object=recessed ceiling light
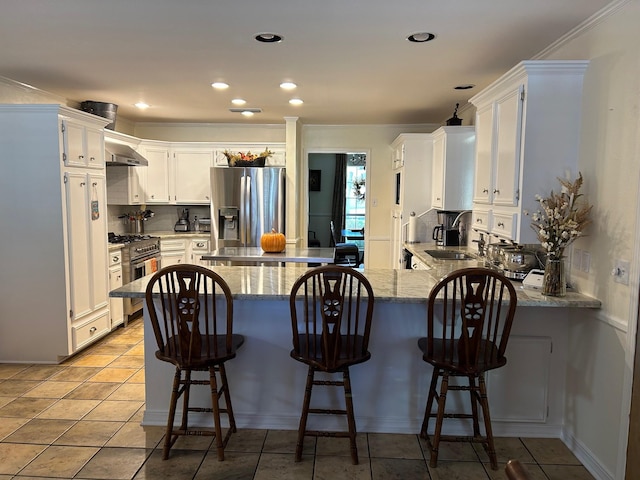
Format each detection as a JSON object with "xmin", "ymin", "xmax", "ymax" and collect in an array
[
  {"xmin": 211, "ymin": 82, "xmax": 229, "ymax": 89},
  {"xmin": 407, "ymin": 32, "xmax": 436, "ymax": 43},
  {"xmin": 231, "ymin": 98, "xmax": 246, "ymax": 105},
  {"xmin": 289, "ymin": 98, "xmax": 304, "ymax": 105},
  {"xmin": 280, "ymin": 82, "xmax": 297, "ymax": 90},
  {"xmin": 241, "ymin": 111, "xmax": 255, "ymax": 117},
  {"xmin": 255, "ymin": 33, "xmax": 283, "ymax": 43},
  {"xmin": 454, "ymin": 84, "xmax": 476, "ymax": 90},
  {"xmin": 134, "ymin": 102, "xmax": 150, "ymax": 109}
]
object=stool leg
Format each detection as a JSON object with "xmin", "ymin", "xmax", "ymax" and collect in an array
[
  {"xmin": 163, "ymin": 367, "xmax": 182, "ymax": 460},
  {"xmin": 296, "ymin": 366, "xmax": 315, "ymax": 462},
  {"xmin": 430, "ymin": 370, "xmax": 449, "ymax": 468},
  {"xmin": 180, "ymin": 369, "xmax": 192, "ymax": 432},
  {"xmin": 343, "ymin": 368, "xmax": 359, "ymax": 465},
  {"xmin": 421, "ymin": 366, "xmax": 440, "ymax": 439},
  {"xmin": 209, "ymin": 366, "xmax": 225, "ymax": 461},
  {"xmin": 478, "ymin": 374, "xmax": 498, "ymax": 470},
  {"xmin": 218, "ymin": 363, "xmax": 237, "ymax": 433},
  {"xmin": 468, "ymin": 375, "xmax": 481, "ymax": 438}
]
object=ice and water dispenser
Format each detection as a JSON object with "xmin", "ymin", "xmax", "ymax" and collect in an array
[{"xmin": 217, "ymin": 207, "xmax": 239, "ymax": 241}]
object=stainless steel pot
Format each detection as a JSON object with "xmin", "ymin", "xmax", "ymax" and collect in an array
[{"xmin": 499, "ymin": 246, "xmax": 540, "ymax": 277}]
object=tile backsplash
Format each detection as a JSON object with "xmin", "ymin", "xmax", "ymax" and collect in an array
[{"xmin": 107, "ymin": 205, "xmax": 210, "ymax": 234}]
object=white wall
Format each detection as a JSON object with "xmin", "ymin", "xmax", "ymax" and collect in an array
[{"xmin": 537, "ymin": 2, "xmax": 639, "ymax": 477}]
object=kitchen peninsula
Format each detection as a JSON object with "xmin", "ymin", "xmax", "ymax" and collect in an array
[{"xmin": 111, "ymin": 262, "xmax": 599, "ymax": 438}]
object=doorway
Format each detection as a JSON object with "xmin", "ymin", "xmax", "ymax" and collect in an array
[{"xmin": 307, "ymin": 152, "xmax": 366, "ymax": 255}]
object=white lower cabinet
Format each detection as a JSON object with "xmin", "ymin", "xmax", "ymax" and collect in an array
[
  {"xmin": 72, "ymin": 311, "xmax": 111, "ymax": 351},
  {"xmin": 161, "ymin": 238, "xmax": 187, "ymax": 267},
  {"xmin": 108, "ymin": 250, "xmax": 124, "ymax": 329},
  {"xmin": 190, "ymin": 238, "xmax": 210, "ymax": 266}
]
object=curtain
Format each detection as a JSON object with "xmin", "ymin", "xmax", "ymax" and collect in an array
[{"xmin": 330, "ymin": 153, "xmax": 347, "ymax": 246}]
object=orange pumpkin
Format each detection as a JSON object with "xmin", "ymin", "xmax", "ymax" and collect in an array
[{"xmin": 261, "ymin": 229, "xmax": 286, "ymax": 253}]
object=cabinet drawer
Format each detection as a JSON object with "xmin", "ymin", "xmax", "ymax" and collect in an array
[
  {"xmin": 109, "ymin": 250, "xmax": 122, "ymax": 266},
  {"xmin": 492, "ymin": 211, "xmax": 517, "ymax": 239},
  {"xmin": 471, "ymin": 210, "xmax": 491, "ymax": 233},
  {"xmin": 72, "ymin": 311, "xmax": 110, "ymax": 351},
  {"xmin": 161, "ymin": 239, "xmax": 187, "ymax": 251}
]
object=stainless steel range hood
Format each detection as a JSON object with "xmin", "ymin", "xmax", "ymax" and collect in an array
[{"xmin": 105, "ymin": 140, "xmax": 148, "ymax": 167}]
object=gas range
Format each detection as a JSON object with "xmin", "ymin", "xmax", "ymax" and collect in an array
[{"xmin": 108, "ymin": 233, "xmax": 157, "ymax": 245}]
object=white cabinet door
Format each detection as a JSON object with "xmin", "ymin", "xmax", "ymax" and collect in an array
[
  {"xmin": 63, "ymin": 120, "xmax": 104, "ymax": 169},
  {"xmin": 189, "ymin": 238, "xmax": 210, "ymax": 266},
  {"xmin": 173, "ymin": 149, "xmax": 213, "ymax": 203},
  {"xmin": 161, "ymin": 238, "xmax": 188, "ymax": 267},
  {"xmin": 431, "ymin": 134, "xmax": 445, "ymax": 209},
  {"xmin": 390, "ymin": 209, "xmax": 404, "ymax": 269},
  {"xmin": 89, "ymin": 174, "xmax": 109, "ymax": 312},
  {"xmin": 65, "ymin": 172, "xmax": 109, "ymax": 323},
  {"xmin": 65, "ymin": 171, "xmax": 92, "ymax": 320},
  {"xmin": 472, "ymin": 104, "xmax": 494, "ymax": 204},
  {"xmin": 161, "ymin": 251, "xmax": 187, "ymax": 267},
  {"xmin": 109, "ymin": 265, "xmax": 123, "ymax": 328},
  {"xmin": 493, "ymin": 86, "xmax": 523, "ymax": 207},
  {"xmin": 143, "ymin": 145, "xmax": 170, "ymax": 203}
]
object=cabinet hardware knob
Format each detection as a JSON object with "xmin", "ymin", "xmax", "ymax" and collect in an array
[
  {"xmin": 476, "ymin": 218, "xmax": 483, "ymax": 223},
  {"xmin": 483, "ymin": 188, "xmax": 489, "ymax": 193},
  {"xmin": 80, "ymin": 182, "xmax": 86, "ymax": 186},
  {"xmin": 493, "ymin": 189, "xmax": 500, "ymax": 194},
  {"xmin": 90, "ymin": 157, "xmax": 95, "ymax": 161},
  {"xmin": 497, "ymin": 222, "xmax": 505, "ymax": 227},
  {"xmin": 89, "ymin": 327, "xmax": 97, "ymax": 334},
  {"xmin": 78, "ymin": 155, "xmax": 84, "ymax": 159},
  {"xmin": 92, "ymin": 182, "xmax": 97, "ymax": 186}
]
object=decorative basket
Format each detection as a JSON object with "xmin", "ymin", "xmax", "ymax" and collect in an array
[{"xmin": 223, "ymin": 149, "xmax": 271, "ymax": 167}]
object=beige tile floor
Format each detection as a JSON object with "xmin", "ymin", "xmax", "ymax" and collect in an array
[{"xmin": 0, "ymin": 317, "xmax": 595, "ymax": 479}]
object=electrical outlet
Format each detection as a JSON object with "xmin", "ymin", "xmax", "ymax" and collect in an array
[
  {"xmin": 581, "ymin": 251, "xmax": 590, "ymax": 273},
  {"xmin": 612, "ymin": 260, "xmax": 630, "ymax": 285},
  {"xmin": 572, "ymin": 248, "xmax": 582, "ymax": 269}
]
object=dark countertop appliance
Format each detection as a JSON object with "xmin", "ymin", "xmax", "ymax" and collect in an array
[
  {"xmin": 174, "ymin": 208, "xmax": 190, "ymax": 232},
  {"xmin": 433, "ymin": 210, "xmax": 462, "ymax": 247}
]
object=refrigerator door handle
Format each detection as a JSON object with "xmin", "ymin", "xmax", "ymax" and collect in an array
[
  {"xmin": 240, "ymin": 174, "xmax": 246, "ymax": 245},
  {"xmin": 245, "ymin": 174, "xmax": 251, "ymax": 244}
]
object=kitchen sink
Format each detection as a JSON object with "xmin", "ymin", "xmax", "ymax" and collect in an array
[{"xmin": 424, "ymin": 250, "xmax": 475, "ymax": 260}]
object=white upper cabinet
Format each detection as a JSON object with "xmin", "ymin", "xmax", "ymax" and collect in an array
[
  {"xmin": 469, "ymin": 60, "xmax": 588, "ymax": 244},
  {"xmin": 140, "ymin": 142, "xmax": 170, "ymax": 203},
  {"xmin": 63, "ymin": 119, "xmax": 105, "ymax": 169},
  {"xmin": 173, "ymin": 146, "xmax": 214, "ymax": 204},
  {"xmin": 431, "ymin": 126, "xmax": 475, "ymax": 210}
]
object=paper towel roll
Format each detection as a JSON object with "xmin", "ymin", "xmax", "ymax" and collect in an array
[{"xmin": 408, "ymin": 212, "xmax": 418, "ymax": 243}]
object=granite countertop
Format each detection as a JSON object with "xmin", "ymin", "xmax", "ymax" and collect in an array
[
  {"xmin": 110, "ymin": 264, "xmax": 601, "ymax": 308},
  {"xmin": 202, "ymin": 246, "xmax": 336, "ymax": 264}
]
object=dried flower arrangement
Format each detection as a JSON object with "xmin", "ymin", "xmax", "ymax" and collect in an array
[
  {"xmin": 223, "ymin": 148, "xmax": 273, "ymax": 167},
  {"xmin": 530, "ymin": 172, "xmax": 592, "ymax": 259}
]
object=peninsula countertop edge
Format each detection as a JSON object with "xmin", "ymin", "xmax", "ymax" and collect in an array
[{"xmin": 110, "ymin": 265, "xmax": 601, "ymax": 308}]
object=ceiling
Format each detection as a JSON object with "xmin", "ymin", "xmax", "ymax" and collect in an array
[{"xmin": 0, "ymin": 0, "xmax": 612, "ymax": 126}]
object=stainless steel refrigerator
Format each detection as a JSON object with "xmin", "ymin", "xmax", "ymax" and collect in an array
[{"xmin": 210, "ymin": 166, "xmax": 286, "ymax": 249}]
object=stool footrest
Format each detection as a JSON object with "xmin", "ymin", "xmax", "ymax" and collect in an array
[{"xmin": 308, "ymin": 408, "xmax": 347, "ymax": 415}]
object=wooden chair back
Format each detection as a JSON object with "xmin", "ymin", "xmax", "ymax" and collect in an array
[
  {"xmin": 424, "ymin": 267, "xmax": 517, "ymax": 374},
  {"xmin": 290, "ymin": 265, "xmax": 374, "ymax": 371},
  {"xmin": 145, "ymin": 264, "xmax": 236, "ymax": 368}
]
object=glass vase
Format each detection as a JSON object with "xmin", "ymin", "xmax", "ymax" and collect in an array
[{"xmin": 542, "ymin": 258, "xmax": 566, "ymax": 297}]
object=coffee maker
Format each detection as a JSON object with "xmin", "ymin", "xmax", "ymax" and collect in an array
[{"xmin": 432, "ymin": 210, "xmax": 461, "ymax": 246}]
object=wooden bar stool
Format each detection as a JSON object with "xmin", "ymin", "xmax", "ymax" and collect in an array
[
  {"xmin": 145, "ymin": 264, "xmax": 244, "ymax": 461},
  {"xmin": 418, "ymin": 267, "xmax": 517, "ymax": 470},
  {"xmin": 289, "ymin": 265, "xmax": 375, "ymax": 464}
]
